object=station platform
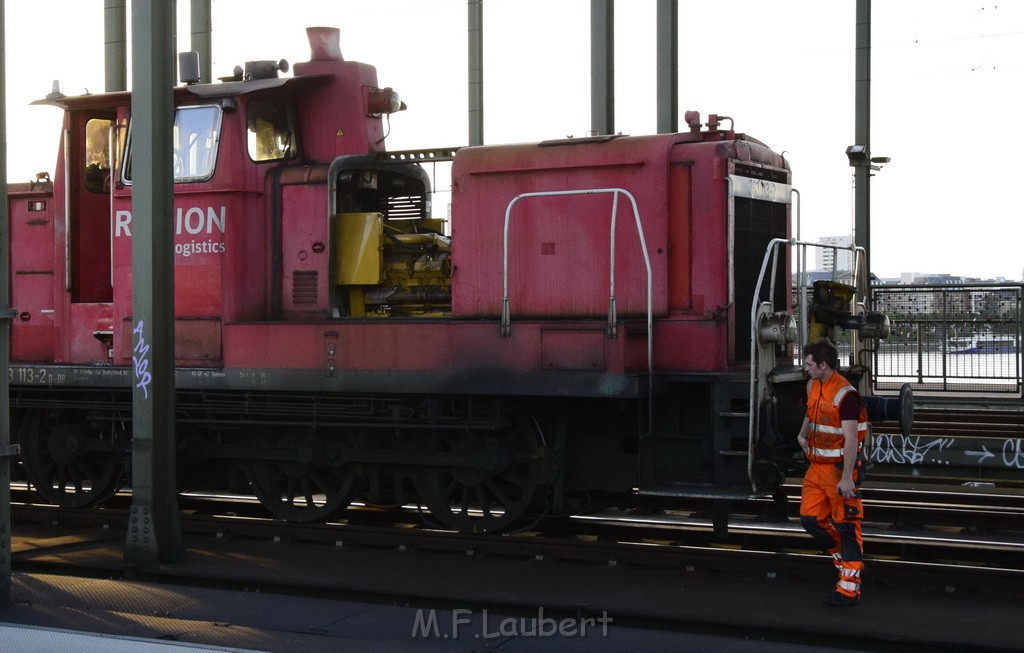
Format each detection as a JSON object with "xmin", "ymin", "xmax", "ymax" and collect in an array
[
  {"xmin": 3, "ymin": 523, "xmax": 1023, "ymax": 652},
  {"xmin": 0, "ymin": 622, "xmax": 262, "ymax": 653},
  {"xmin": 2, "ymin": 572, "xmax": 860, "ymax": 653}
]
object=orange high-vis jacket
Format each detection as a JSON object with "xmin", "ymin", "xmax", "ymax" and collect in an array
[{"xmin": 805, "ymin": 371, "xmax": 868, "ymax": 464}]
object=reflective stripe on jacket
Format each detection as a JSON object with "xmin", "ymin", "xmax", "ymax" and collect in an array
[{"xmin": 805, "ymin": 371, "xmax": 868, "ymax": 464}]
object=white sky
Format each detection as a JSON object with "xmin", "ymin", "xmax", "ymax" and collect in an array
[{"xmin": 5, "ymin": 0, "xmax": 1023, "ymax": 281}]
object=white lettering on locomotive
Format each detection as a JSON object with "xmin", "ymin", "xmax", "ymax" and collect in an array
[
  {"xmin": 114, "ymin": 206, "xmax": 227, "ymax": 237},
  {"xmin": 175, "ymin": 239, "xmax": 227, "ymax": 257},
  {"xmin": 748, "ymin": 179, "xmax": 779, "ymax": 201},
  {"xmin": 179, "ymin": 206, "xmax": 226, "ymax": 235},
  {"xmin": 115, "ymin": 210, "xmax": 132, "ymax": 237},
  {"xmin": 727, "ymin": 174, "xmax": 793, "ymax": 205}
]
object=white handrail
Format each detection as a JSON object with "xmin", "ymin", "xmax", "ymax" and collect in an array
[
  {"xmin": 500, "ymin": 188, "xmax": 654, "ymax": 423},
  {"xmin": 748, "ymin": 236, "xmax": 869, "ymax": 490},
  {"xmin": 501, "ymin": 188, "xmax": 651, "ymax": 343}
]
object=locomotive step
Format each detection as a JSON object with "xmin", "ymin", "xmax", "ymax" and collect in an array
[
  {"xmin": 768, "ymin": 364, "xmax": 806, "ymax": 383},
  {"xmin": 637, "ymin": 482, "xmax": 765, "ymax": 500}
]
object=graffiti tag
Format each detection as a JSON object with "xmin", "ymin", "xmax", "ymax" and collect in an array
[
  {"xmin": 873, "ymin": 435, "xmax": 1024, "ymax": 471},
  {"xmin": 132, "ymin": 320, "xmax": 153, "ymax": 399},
  {"xmin": 1003, "ymin": 439, "xmax": 1024, "ymax": 469},
  {"xmin": 869, "ymin": 434, "xmax": 956, "ymax": 466},
  {"xmin": 965, "ymin": 446, "xmax": 995, "ymax": 464}
]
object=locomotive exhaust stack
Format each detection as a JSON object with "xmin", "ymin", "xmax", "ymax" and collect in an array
[{"xmin": 307, "ymin": 26, "xmax": 343, "ymax": 61}]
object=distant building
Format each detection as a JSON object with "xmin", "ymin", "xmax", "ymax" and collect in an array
[
  {"xmin": 907, "ymin": 273, "xmax": 965, "ymax": 285},
  {"xmin": 816, "ymin": 235, "xmax": 853, "ymax": 273},
  {"xmin": 790, "ymin": 269, "xmax": 856, "ymax": 289}
]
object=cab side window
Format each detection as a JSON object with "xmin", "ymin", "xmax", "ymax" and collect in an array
[
  {"xmin": 247, "ymin": 100, "xmax": 296, "ymax": 162},
  {"xmin": 84, "ymin": 118, "xmax": 113, "ymax": 194}
]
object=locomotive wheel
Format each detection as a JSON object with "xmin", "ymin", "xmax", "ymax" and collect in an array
[
  {"xmin": 246, "ymin": 433, "xmax": 359, "ymax": 522},
  {"xmin": 413, "ymin": 408, "xmax": 546, "ymax": 534},
  {"xmin": 19, "ymin": 408, "xmax": 128, "ymax": 508}
]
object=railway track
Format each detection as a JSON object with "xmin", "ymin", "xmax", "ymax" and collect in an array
[
  {"xmin": 9, "ymin": 476, "xmax": 1024, "ymax": 653},
  {"xmin": 11, "ymin": 480, "xmax": 1024, "ymax": 596},
  {"xmin": 13, "ymin": 478, "xmax": 1024, "ymax": 536}
]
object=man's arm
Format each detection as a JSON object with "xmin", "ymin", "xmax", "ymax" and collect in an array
[
  {"xmin": 797, "ymin": 416, "xmax": 810, "ymax": 455},
  {"xmin": 837, "ymin": 419, "xmax": 858, "ymax": 497}
]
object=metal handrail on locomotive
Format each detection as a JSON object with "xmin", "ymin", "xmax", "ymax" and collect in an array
[{"xmin": 4, "ymin": 26, "xmax": 908, "ymax": 533}]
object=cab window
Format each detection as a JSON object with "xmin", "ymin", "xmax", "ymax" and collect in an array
[
  {"xmin": 123, "ymin": 104, "xmax": 222, "ymax": 183},
  {"xmin": 173, "ymin": 105, "xmax": 221, "ymax": 180},
  {"xmin": 247, "ymin": 100, "xmax": 296, "ymax": 162},
  {"xmin": 84, "ymin": 118, "xmax": 113, "ymax": 193}
]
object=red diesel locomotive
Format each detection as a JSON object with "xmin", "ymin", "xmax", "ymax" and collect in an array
[{"xmin": 5, "ymin": 27, "xmax": 891, "ymax": 532}]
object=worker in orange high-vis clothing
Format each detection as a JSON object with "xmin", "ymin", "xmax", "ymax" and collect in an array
[{"xmin": 796, "ymin": 338, "xmax": 869, "ymax": 607}]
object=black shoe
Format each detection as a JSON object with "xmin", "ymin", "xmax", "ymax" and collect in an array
[{"xmin": 823, "ymin": 591, "xmax": 861, "ymax": 607}]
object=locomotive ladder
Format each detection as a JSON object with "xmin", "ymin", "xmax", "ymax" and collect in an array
[{"xmin": 500, "ymin": 188, "xmax": 654, "ymax": 428}]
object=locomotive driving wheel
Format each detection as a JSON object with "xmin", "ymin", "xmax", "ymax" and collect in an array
[
  {"xmin": 19, "ymin": 407, "xmax": 128, "ymax": 508},
  {"xmin": 246, "ymin": 430, "xmax": 360, "ymax": 523},
  {"xmin": 413, "ymin": 408, "xmax": 547, "ymax": 534}
]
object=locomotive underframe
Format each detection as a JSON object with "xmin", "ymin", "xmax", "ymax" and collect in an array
[{"xmin": 8, "ymin": 360, "xmax": 787, "ymax": 530}]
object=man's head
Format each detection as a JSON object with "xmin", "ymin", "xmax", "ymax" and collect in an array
[{"xmin": 802, "ymin": 338, "xmax": 839, "ymax": 381}]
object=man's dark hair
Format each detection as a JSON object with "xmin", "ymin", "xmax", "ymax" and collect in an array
[{"xmin": 802, "ymin": 338, "xmax": 839, "ymax": 370}]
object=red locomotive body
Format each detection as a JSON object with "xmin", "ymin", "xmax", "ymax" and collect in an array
[{"xmin": 5, "ymin": 28, "xmax": 884, "ymax": 532}]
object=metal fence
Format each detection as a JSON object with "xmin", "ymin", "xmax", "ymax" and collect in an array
[{"xmin": 870, "ymin": 283, "xmax": 1023, "ymax": 394}]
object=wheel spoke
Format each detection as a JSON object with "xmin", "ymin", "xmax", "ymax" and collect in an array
[
  {"xmin": 300, "ymin": 476, "xmax": 317, "ymax": 508},
  {"xmin": 311, "ymin": 469, "xmax": 337, "ymax": 496},
  {"xmin": 69, "ymin": 465, "xmax": 85, "ymax": 493},
  {"xmin": 286, "ymin": 475, "xmax": 300, "ymax": 506},
  {"xmin": 484, "ymin": 477, "xmax": 514, "ymax": 509},
  {"xmin": 475, "ymin": 485, "xmax": 493, "ymax": 518}
]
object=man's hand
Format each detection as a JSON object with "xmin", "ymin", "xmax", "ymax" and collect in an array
[
  {"xmin": 797, "ymin": 433, "xmax": 808, "ymax": 455},
  {"xmin": 837, "ymin": 476, "xmax": 857, "ymax": 498}
]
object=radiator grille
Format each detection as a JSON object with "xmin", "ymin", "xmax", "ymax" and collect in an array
[
  {"xmin": 292, "ymin": 270, "xmax": 318, "ymax": 305},
  {"xmin": 734, "ymin": 162, "xmax": 788, "ymax": 183},
  {"xmin": 385, "ymin": 194, "xmax": 426, "ymax": 220},
  {"xmin": 733, "ymin": 196, "xmax": 788, "ymax": 361}
]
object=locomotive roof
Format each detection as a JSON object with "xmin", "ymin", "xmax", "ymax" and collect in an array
[{"xmin": 31, "ymin": 73, "xmax": 330, "ymax": 110}]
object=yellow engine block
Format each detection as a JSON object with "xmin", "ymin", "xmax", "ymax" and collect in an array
[{"xmin": 334, "ymin": 212, "xmax": 451, "ymax": 317}]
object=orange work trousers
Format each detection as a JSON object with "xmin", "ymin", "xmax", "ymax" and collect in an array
[{"xmin": 799, "ymin": 460, "xmax": 864, "ymax": 598}]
